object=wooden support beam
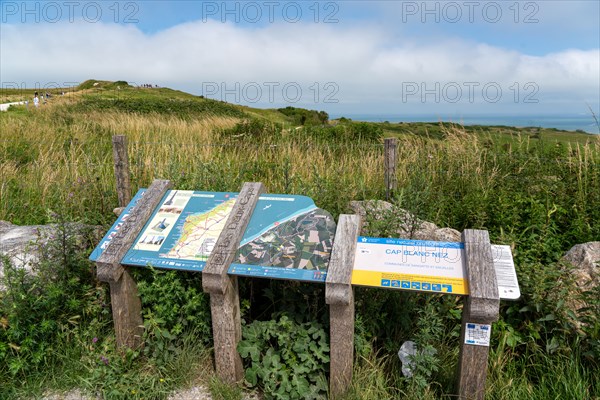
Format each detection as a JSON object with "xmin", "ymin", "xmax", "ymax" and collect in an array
[
  {"xmin": 326, "ymin": 214, "xmax": 361, "ymax": 399},
  {"xmin": 384, "ymin": 137, "xmax": 397, "ymax": 201},
  {"xmin": 457, "ymin": 229, "xmax": 500, "ymax": 400},
  {"xmin": 112, "ymin": 135, "xmax": 132, "ymax": 208},
  {"xmin": 202, "ymin": 182, "xmax": 265, "ymax": 383},
  {"xmin": 97, "ymin": 179, "xmax": 171, "ymax": 349}
]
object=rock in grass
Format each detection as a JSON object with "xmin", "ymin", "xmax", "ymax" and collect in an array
[
  {"xmin": 562, "ymin": 242, "xmax": 600, "ymax": 290},
  {"xmin": 560, "ymin": 242, "xmax": 600, "ymax": 329},
  {"xmin": 348, "ymin": 200, "xmax": 461, "ymax": 242},
  {"xmin": 0, "ymin": 220, "xmax": 102, "ymax": 288}
]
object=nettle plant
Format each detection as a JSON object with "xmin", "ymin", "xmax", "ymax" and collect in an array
[{"xmin": 238, "ymin": 314, "xmax": 330, "ymax": 400}]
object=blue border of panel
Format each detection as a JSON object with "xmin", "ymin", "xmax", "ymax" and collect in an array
[{"xmin": 229, "ymin": 263, "xmax": 327, "ymax": 283}]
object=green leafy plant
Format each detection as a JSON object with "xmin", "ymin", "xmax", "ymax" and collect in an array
[
  {"xmin": 238, "ymin": 314, "xmax": 329, "ymax": 400},
  {"xmin": 134, "ymin": 267, "xmax": 212, "ymax": 361}
]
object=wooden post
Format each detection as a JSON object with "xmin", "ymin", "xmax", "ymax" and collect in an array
[
  {"xmin": 384, "ymin": 138, "xmax": 397, "ymax": 201},
  {"xmin": 326, "ymin": 214, "xmax": 361, "ymax": 399},
  {"xmin": 96, "ymin": 179, "xmax": 172, "ymax": 349},
  {"xmin": 112, "ymin": 135, "xmax": 132, "ymax": 207},
  {"xmin": 457, "ymin": 230, "xmax": 500, "ymax": 400},
  {"xmin": 202, "ymin": 182, "xmax": 265, "ymax": 383}
]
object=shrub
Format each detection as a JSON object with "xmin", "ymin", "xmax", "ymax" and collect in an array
[
  {"xmin": 135, "ymin": 268, "xmax": 212, "ymax": 347},
  {"xmin": 71, "ymin": 96, "xmax": 245, "ymax": 119},
  {"xmin": 278, "ymin": 107, "xmax": 329, "ymax": 126},
  {"xmin": 0, "ymin": 215, "xmax": 108, "ymax": 378}
]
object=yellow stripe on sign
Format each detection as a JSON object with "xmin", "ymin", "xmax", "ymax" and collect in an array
[{"xmin": 351, "ymin": 270, "xmax": 469, "ymax": 295}]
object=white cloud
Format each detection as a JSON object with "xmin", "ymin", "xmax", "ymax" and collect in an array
[{"xmin": 1, "ymin": 19, "xmax": 598, "ymax": 113}]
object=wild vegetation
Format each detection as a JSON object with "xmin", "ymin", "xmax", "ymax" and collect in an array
[{"xmin": 1, "ymin": 81, "xmax": 599, "ymax": 399}]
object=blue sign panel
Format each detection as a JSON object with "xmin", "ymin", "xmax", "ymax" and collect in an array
[{"xmin": 90, "ymin": 190, "xmax": 336, "ymax": 282}]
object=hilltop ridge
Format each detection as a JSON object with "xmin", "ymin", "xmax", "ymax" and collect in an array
[{"xmin": 1, "ymin": 79, "xmax": 597, "ymax": 144}]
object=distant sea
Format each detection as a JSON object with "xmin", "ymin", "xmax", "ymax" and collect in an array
[{"xmin": 336, "ymin": 114, "xmax": 600, "ymax": 134}]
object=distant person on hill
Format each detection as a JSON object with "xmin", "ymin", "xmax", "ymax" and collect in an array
[{"xmin": 33, "ymin": 92, "xmax": 39, "ymax": 108}]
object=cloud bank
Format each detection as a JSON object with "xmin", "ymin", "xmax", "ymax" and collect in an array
[{"xmin": 1, "ymin": 20, "xmax": 598, "ymax": 114}]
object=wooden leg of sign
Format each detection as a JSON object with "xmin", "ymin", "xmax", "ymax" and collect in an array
[
  {"xmin": 457, "ymin": 300, "xmax": 493, "ymax": 400},
  {"xmin": 109, "ymin": 266, "xmax": 143, "ymax": 349},
  {"xmin": 202, "ymin": 183, "xmax": 265, "ymax": 384},
  {"xmin": 96, "ymin": 180, "xmax": 172, "ymax": 350},
  {"xmin": 329, "ymin": 290, "xmax": 355, "ymax": 399},
  {"xmin": 210, "ymin": 276, "xmax": 244, "ymax": 383},
  {"xmin": 457, "ymin": 230, "xmax": 500, "ymax": 400},
  {"xmin": 326, "ymin": 214, "xmax": 361, "ymax": 399}
]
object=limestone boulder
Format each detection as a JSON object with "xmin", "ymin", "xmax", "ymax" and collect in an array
[
  {"xmin": 348, "ymin": 200, "xmax": 461, "ymax": 242},
  {"xmin": 0, "ymin": 220, "xmax": 102, "ymax": 288},
  {"xmin": 562, "ymin": 242, "xmax": 600, "ymax": 291}
]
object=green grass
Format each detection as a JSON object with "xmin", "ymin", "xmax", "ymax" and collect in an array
[{"xmin": 4, "ymin": 330, "xmax": 216, "ymax": 400}]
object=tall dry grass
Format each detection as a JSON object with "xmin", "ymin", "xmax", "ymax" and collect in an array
[{"xmin": 1, "ymin": 104, "xmax": 599, "ymax": 228}]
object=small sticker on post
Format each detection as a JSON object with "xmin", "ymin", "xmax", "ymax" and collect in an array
[{"xmin": 464, "ymin": 323, "xmax": 491, "ymax": 346}]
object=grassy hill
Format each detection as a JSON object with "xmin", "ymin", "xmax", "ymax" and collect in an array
[
  {"xmin": 1, "ymin": 80, "xmax": 599, "ymax": 400},
  {"xmin": 3, "ymin": 79, "xmax": 596, "ymax": 141}
]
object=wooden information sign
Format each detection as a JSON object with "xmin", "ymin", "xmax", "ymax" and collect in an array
[
  {"xmin": 92, "ymin": 178, "xmax": 517, "ymax": 399},
  {"xmin": 90, "ymin": 182, "xmax": 342, "ymax": 386}
]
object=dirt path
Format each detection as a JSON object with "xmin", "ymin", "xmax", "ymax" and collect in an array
[
  {"xmin": 0, "ymin": 101, "xmax": 27, "ymax": 111},
  {"xmin": 41, "ymin": 386, "xmax": 260, "ymax": 400}
]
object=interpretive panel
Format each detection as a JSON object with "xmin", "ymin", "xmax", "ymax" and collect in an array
[
  {"xmin": 352, "ymin": 236, "xmax": 468, "ymax": 294},
  {"xmin": 90, "ymin": 190, "xmax": 336, "ymax": 282},
  {"xmin": 352, "ymin": 237, "xmax": 520, "ymax": 299}
]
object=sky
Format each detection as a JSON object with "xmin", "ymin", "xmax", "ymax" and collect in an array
[{"xmin": 1, "ymin": 0, "xmax": 599, "ymax": 118}]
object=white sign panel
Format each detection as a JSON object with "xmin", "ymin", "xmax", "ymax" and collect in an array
[
  {"xmin": 352, "ymin": 237, "xmax": 468, "ymax": 295},
  {"xmin": 490, "ymin": 245, "xmax": 521, "ymax": 300},
  {"xmin": 352, "ymin": 237, "xmax": 520, "ymax": 300}
]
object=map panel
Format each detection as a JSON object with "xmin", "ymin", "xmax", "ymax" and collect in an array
[{"xmin": 90, "ymin": 190, "xmax": 337, "ymax": 283}]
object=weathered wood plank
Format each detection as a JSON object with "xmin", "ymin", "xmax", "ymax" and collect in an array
[
  {"xmin": 97, "ymin": 179, "xmax": 172, "ymax": 282},
  {"xmin": 326, "ymin": 214, "xmax": 361, "ymax": 399},
  {"xmin": 329, "ymin": 300, "xmax": 355, "ymax": 399},
  {"xmin": 202, "ymin": 182, "xmax": 265, "ymax": 384},
  {"xmin": 462, "ymin": 230, "xmax": 500, "ymax": 322},
  {"xmin": 384, "ymin": 137, "xmax": 398, "ymax": 201},
  {"xmin": 326, "ymin": 214, "xmax": 361, "ymax": 305},
  {"xmin": 457, "ymin": 229, "xmax": 500, "ymax": 400},
  {"xmin": 96, "ymin": 179, "xmax": 171, "ymax": 349},
  {"xmin": 202, "ymin": 182, "xmax": 265, "ymax": 295},
  {"xmin": 209, "ymin": 277, "xmax": 244, "ymax": 383},
  {"xmin": 112, "ymin": 135, "xmax": 132, "ymax": 208},
  {"xmin": 109, "ymin": 268, "xmax": 144, "ymax": 349}
]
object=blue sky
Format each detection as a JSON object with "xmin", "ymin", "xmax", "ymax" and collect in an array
[{"xmin": 1, "ymin": 1, "xmax": 599, "ymax": 117}]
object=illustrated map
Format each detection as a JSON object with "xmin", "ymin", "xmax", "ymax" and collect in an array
[{"xmin": 90, "ymin": 189, "xmax": 337, "ymax": 282}]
